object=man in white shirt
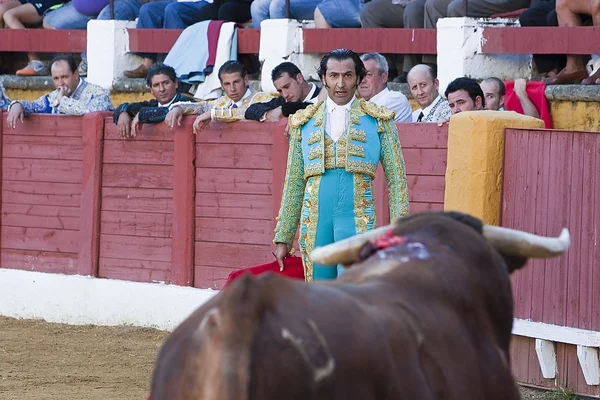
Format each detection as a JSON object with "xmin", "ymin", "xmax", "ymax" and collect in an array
[
  {"xmin": 358, "ymin": 52, "xmax": 412, "ymax": 122},
  {"xmin": 407, "ymin": 64, "xmax": 451, "ymax": 123}
]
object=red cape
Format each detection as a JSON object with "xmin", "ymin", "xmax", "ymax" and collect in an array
[
  {"xmin": 224, "ymin": 256, "xmax": 305, "ymax": 287},
  {"xmin": 503, "ymin": 80, "xmax": 553, "ymax": 129}
]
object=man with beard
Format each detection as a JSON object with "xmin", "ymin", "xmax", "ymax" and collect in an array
[
  {"xmin": 273, "ymin": 49, "xmax": 410, "ymax": 282},
  {"xmin": 6, "ymin": 54, "xmax": 113, "ymax": 128}
]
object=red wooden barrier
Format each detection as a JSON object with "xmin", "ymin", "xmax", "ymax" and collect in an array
[
  {"xmin": 0, "ymin": 115, "xmax": 448, "ymax": 291},
  {"xmin": 0, "ymin": 113, "xmax": 87, "ymax": 273},
  {"xmin": 0, "ymin": 29, "xmax": 87, "ymax": 53},
  {"xmin": 503, "ymin": 128, "xmax": 600, "ymax": 397}
]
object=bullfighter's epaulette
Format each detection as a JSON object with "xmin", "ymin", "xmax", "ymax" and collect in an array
[
  {"xmin": 289, "ymin": 101, "xmax": 323, "ymax": 129},
  {"xmin": 360, "ymin": 98, "xmax": 395, "ymax": 121}
]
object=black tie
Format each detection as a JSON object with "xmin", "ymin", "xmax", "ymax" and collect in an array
[{"xmin": 417, "ymin": 111, "xmax": 424, "ymax": 122}]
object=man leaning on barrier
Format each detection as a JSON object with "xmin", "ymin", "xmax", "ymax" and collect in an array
[{"xmin": 6, "ymin": 55, "xmax": 113, "ymax": 129}]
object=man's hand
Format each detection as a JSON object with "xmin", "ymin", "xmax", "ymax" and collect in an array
[
  {"xmin": 274, "ymin": 242, "xmax": 292, "ymax": 271},
  {"xmin": 165, "ymin": 106, "xmax": 184, "ymax": 129},
  {"xmin": 283, "ymin": 121, "xmax": 291, "ymax": 139},
  {"xmin": 437, "ymin": 118, "xmax": 449, "ymax": 127},
  {"xmin": 514, "ymin": 78, "xmax": 527, "ymax": 95},
  {"xmin": 117, "ymin": 112, "xmax": 133, "ymax": 139},
  {"xmin": 131, "ymin": 114, "xmax": 142, "ymax": 138},
  {"xmin": 56, "ymin": 85, "xmax": 69, "ymax": 103},
  {"xmin": 192, "ymin": 111, "xmax": 211, "ymax": 135},
  {"xmin": 6, "ymin": 103, "xmax": 24, "ymax": 130},
  {"xmin": 265, "ymin": 107, "xmax": 283, "ymax": 122}
]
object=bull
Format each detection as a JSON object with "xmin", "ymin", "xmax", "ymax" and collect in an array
[{"xmin": 149, "ymin": 211, "xmax": 570, "ymax": 400}]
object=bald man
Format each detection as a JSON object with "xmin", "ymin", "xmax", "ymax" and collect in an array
[{"xmin": 407, "ymin": 64, "xmax": 451, "ymax": 123}]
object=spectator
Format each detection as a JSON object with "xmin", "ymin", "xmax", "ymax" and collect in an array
[
  {"xmin": 481, "ymin": 77, "xmax": 540, "ymax": 118},
  {"xmin": 251, "ymin": 0, "xmax": 364, "ymax": 29},
  {"xmin": 358, "ymin": 52, "xmax": 412, "ymax": 122},
  {"xmin": 164, "ymin": 60, "xmax": 274, "ymax": 133},
  {"xmin": 44, "ymin": 1, "xmax": 159, "ymax": 76},
  {"xmin": 6, "ymin": 54, "xmax": 113, "ymax": 128},
  {"xmin": 519, "ymin": 0, "xmax": 565, "ymax": 79},
  {"xmin": 0, "ymin": 80, "xmax": 10, "ymax": 110},
  {"xmin": 407, "ymin": 64, "xmax": 450, "ymax": 122},
  {"xmin": 245, "ymin": 61, "xmax": 320, "ymax": 122},
  {"xmin": 360, "ymin": 0, "xmax": 425, "ymax": 81},
  {"xmin": 125, "ymin": 0, "xmax": 252, "ymax": 78},
  {"xmin": 444, "ymin": 77, "xmax": 484, "ymax": 115},
  {"xmin": 114, "ymin": 63, "xmax": 191, "ymax": 139},
  {"xmin": 1, "ymin": 0, "xmax": 65, "ymax": 76}
]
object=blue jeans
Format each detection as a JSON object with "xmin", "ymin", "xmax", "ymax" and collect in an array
[
  {"xmin": 318, "ymin": 0, "xmax": 364, "ymax": 27},
  {"xmin": 137, "ymin": 0, "xmax": 218, "ymax": 29},
  {"xmin": 97, "ymin": 0, "xmax": 145, "ymax": 21},
  {"xmin": 251, "ymin": 0, "xmax": 321, "ymax": 28},
  {"xmin": 43, "ymin": 2, "xmax": 93, "ymax": 29}
]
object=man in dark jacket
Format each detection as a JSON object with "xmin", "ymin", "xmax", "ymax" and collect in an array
[
  {"xmin": 245, "ymin": 61, "xmax": 321, "ymax": 122},
  {"xmin": 113, "ymin": 63, "xmax": 191, "ymax": 138}
]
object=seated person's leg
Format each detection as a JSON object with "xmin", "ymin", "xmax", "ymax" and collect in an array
[
  {"xmin": 218, "ymin": 0, "xmax": 252, "ymax": 23},
  {"xmin": 4, "ymin": 2, "xmax": 48, "ymax": 76},
  {"xmin": 250, "ymin": 0, "xmax": 271, "ymax": 28},
  {"xmin": 0, "ymin": 1, "xmax": 22, "ymax": 29},
  {"xmin": 270, "ymin": 0, "xmax": 320, "ymax": 20},
  {"xmin": 97, "ymin": 0, "xmax": 144, "ymax": 21},
  {"xmin": 137, "ymin": 0, "xmax": 172, "ymax": 28},
  {"xmin": 163, "ymin": 1, "xmax": 218, "ymax": 29},
  {"xmin": 448, "ymin": 0, "xmax": 531, "ymax": 17},
  {"xmin": 315, "ymin": 0, "xmax": 363, "ymax": 28},
  {"xmin": 361, "ymin": 0, "xmax": 405, "ymax": 28},
  {"xmin": 43, "ymin": 2, "xmax": 93, "ymax": 29}
]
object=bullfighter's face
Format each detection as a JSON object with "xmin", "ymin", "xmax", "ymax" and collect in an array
[
  {"xmin": 220, "ymin": 72, "xmax": 249, "ymax": 103},
  {"xmin": 149, "ymin": 73, "xmax": 178, "ymax": 105},
  {"xmin": 322, "ymin": 58, "xmax": 359, "ymax": 106}
]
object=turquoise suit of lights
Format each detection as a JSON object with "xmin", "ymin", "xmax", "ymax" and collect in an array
[{"xmin": 274, "ymin": 98, "xmax": 410, "ymax": 281}]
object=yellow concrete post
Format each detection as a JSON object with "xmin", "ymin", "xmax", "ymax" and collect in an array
[{"xmin": 444, "ymin": 110, "xmax": 545, "ymax": 226}]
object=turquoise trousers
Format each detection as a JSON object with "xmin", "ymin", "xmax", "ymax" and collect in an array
[{"xmin": 299, "ymin": 168, "xmax": 375, "ymax": 281}]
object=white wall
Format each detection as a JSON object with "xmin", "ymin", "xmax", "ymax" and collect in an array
[{"xmin": 0, "ymin": 269, "xmax": 217, "ymax": 331}]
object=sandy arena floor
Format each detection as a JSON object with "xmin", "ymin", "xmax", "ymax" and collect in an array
[
  {"xmin": 0, "ymin": 316, "xmax": 567, "ymax": 400},
  {"xmin": 0, "ymin": 316, "xmax": 168, "ymax": 400}
]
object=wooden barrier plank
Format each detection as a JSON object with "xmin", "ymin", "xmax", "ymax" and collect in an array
[
  {"xmin": 194, "ymin": 265, "xmax": 237, "ymax": 290},
  {"xmin": 171, "ymin": 128, "xmax": 196, "ymax": 286},
  {"xmin": 3, "ymin": 115, "xmax": 84, "ymax": 137},
  {"xmin": 2, "ymin": 203, "xmax": 79, "ymax": 230},
  {"xmin": 103, "ymin": 140, "xmax": 174, "ymax": 165},
  {"xmin": 195, "ymin": 143, "xmax": 272, "ymax": 169},
  {"xmin": 102, "ymin": 164, "xmax": 174, "ymax": 189},
  {"xmin": 409, "ymin": 202, "xmax": 444, "ymax": 213},
  {"xmin": 398, "ymin": 124, "xmax": 449, "ymax": 149},
  {"xmin": 593, "ymin": 134, "xmax": 600, "ymax": 334},
  {"xmin": 104, "ymin": 120, "xmax": 175, "ymax": 141},
  {"xmin": 195, "ymin": 242, "xmax": 272, "ymax": 269},
  {"xmin": 2, "ymin": 181, "xmax": 81, "ymax": 207},
  {"xmin": 195, "ymin": 217, "xmax": 272, "ymax": 245},
  {"xmin": 126, "ymin": 28, "xmax": 260, "ymax": 54},
  {"xmin": 197, "ymin": 122, "xmax": 275, "ymax": 145},
  {"xmin": 303, "ymin": 28, "xmax": 437, "ymax": 54},
  {"xmin": 406, "ymin": 175, "xmax": 445, "ymax": 203},
  {"xmin": 1, "ymin": 226, "xmax": 79, "ymax": 253},
  {"xmin": 3, "ymin": 158, "xmax": 82, "ymax": 184},
  {"xmin": 98, "ymin": 257, "xmax": 171, "ymax": 283},
  {"xmin": 0, "ymin": 29, "xmax": 86, "ymax": 52},
  {"xmin": 1, "ymin": 248, "xmax": 78, "ymax": 273},
  {"xmin": 195, "ymin": 193, "xmax": 272, "ymax": 220},
  {"xmin": 196, "ymin": 168, "xmax": 272, "ymax": 195},
  {"xmin": 100, "ymin": 211, "xmax": 173, "ymax": 238},
  {"xmin": 79, "ymin": 113, "xmax": 104, "ymax": 277},
  {"xmin": 3, "ymin": 135, "xmax": 82, "ymax": 161},
  {"xmin": 101, "ymin": 187, "xmax": 173, "ymax": 213},
  {"xmin": 0, "ymin": 110, "xmax": 3, "ymax": 255},
  {"xmin": 99, "ymin": 234, "xmax": 172, "ymax": 262},
  {"xmin": 482, "ymin": 26, "xmax": 600, "ymax": 55},
  {"xmin": 403, "ymin": 148, "xmax": 447, "ymax": 176}
]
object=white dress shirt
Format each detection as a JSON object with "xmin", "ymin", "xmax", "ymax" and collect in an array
[
  {"xmin": 368, "ymin": 87, "xmax": 412, "ymax": 122},
  {"xmin": 325, "ymin": 95, "xmax": 355, "ymax": 142},
  {"xmin": 303, "ymin": 83, "xmax": 317, "ymax": 103}
]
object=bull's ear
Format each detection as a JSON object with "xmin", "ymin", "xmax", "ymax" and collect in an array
[{"xmin": 501, "ymin": 254, "xmax": 528, "ymax": 274}]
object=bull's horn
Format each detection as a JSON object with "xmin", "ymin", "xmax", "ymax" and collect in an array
[
  {"xmin": 310, "ymin": 224, "xmax": 393, "ymax": 265},
  {"xmin": 482, "ymin": 225, "xmax": 570, "ymax": 258}
]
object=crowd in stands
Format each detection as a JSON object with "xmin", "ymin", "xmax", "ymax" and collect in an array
[{"xmin": 0, "ymin": 0, "xmax": 597, "ymax": 84}]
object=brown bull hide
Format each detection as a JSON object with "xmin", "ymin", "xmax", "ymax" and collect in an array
[{"xmin": 150, "ymin": 212, "xmax": 568, "ymax": 400}]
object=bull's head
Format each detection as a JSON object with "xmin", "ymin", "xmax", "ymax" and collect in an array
[{"xmin": 310, "ymin": 211, "xmax": 570, "ymax": 272}]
